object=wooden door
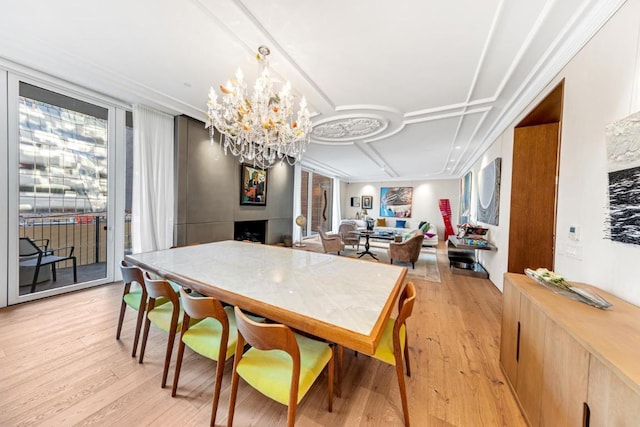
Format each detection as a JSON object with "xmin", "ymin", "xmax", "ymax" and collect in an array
[{"xmin": 508, "ymin": 123, "xmax": 560, "ymax": 273}]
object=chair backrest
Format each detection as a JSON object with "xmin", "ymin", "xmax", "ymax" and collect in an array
[
  {"xmin": 406, "ymin": 233, "xmax": 424, "ymax": 248},
  {"xmin": 178, "ymin": 287, "xmax": 228, "ymax": 326},
  {"xmin": 317, "ymin": 227, "xmax": 329, "ymax": 240},
  {"xmin": 120, "ymin": 260, "xmax": 146, "ymax": 291},
  {"xmin": 143, "ymin": 273, "xmax": 180, "ymax": 307},
  {"xmin": 394, "ymin": 282, "xmax": 417, "ymax": 336},
  {"xmin": 338, "ymin": 223, "xmax": 356, "ymax": 238},
  {"xmin": 234, "ymin": 306, "xmax": 300, "ymax": 365},
  {"xmin": 19, "ymin": 237, "xmax": 41, "ymax": 257}
]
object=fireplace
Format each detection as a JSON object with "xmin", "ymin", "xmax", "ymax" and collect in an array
[{"xmin": 234, "ymin": 220, "xmax": 267, "ymax": 244}]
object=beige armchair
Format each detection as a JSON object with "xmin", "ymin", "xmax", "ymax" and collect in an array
[
  {"xmin": 318, "ymin": 227, "xmax": 345, "ymax": 255},
  {"xmin": 388, "ymin": 230, "xmax": 424, "ymax": 268},
  {"xmin": 338, "ymin": 222, "xmax": 360, "ymax": 250}
]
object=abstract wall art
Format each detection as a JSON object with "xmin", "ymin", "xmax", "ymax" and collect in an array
[
  {"xmin": 605, "ymin": 110, "xmax": 640, "ymax": 245},
  {"xmin": 380, "ymin": 187, "xmax": 412, "ymax": 218},
  {"xmin": 477, "ymin": 158, "xmax": 501, "ymax": 225}
]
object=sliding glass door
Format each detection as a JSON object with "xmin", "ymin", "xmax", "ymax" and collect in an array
[{"xmin": 7, "ymin": 76, "xmax": 126, "ymax": 304}]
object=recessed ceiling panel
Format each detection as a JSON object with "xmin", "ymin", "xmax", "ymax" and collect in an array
[
  {"xmin": 369, "ymin": 117, "xmax": 460, "ymax": 178},
  {"xmin": 242, "ymin": 0, "xmax": 501, "ymax": 112},
  {"xmin": 472, "ymin": 1, "xmax": 549, "ymax": 101}
]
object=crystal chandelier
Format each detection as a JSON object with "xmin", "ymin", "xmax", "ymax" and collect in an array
[{"xmin": 206, "ymin": 46, "xmax": 312, "ymax": 169}]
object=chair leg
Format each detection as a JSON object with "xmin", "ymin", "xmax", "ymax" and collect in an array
[
  {"xmin": 286, "ymin": 398, "xmax": 298, "ymax": 427},
  {"xmin": 30, "ymin": 264, "xmax": 41, "ymax": 293},
  {"xmin": 411, "ymin": 262, "xmax": 415, "ymax": 269},
  {"xmin": 132, "ymin": 298, "xmax": 147, "ymax": 357},
  {"xmin": 209, "ymin": 355, "xmax": 226, "ymax": 426},
  {"xmin": 72, "ymin": 257, "xmax": 77, "ymax": 282},
  {"xmin": 327, "ymin": 346, "xmax": 334, "ymax": 413},
  {"xmin": 171, "ymin": 339, "xmax": 186, "ymax": 397},
  {"xmin": 393, "ymin": 340, "xmax": 410, "ymax": 427},
  {"xmin": 227, "ymin": 344, "xmax": 243, "ymax": 427},
  {"xmin": 336, "ymin": 344, "xmax": 343, "ymax": 398},
  {"xmin": 139, "ymin": 317, "xmax": 152, "ymax": 364},
  {"xmin": 116, "ymin": 299, "xmax": 127, "ymax": 340},
  {"xmin": 395, "ymin": 358, "xmax": 411, "ymax": 427},
  {"xmin": 287, "ymin": 361, "xmax": 300, "ymax": 427},
  {"xmin": 161, "ymin": 326, "xmax": 177, "ymax": 388}
]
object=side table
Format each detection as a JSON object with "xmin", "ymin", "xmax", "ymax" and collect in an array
[{"xmin": 447, "ymin": 236, "xmax": 496, "ymax": 279}]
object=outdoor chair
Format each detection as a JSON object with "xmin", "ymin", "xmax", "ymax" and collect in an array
[{"xmin": 19, "ymin": 236, "xmax": 77, "ymax": 293}]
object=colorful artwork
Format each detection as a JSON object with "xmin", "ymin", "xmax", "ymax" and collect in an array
[
  {"xmin": 477, "ymin": 158, "xmax": 501, "ymax": 225},
  {"xmin": 605, "ymin": 110, "xmax": 640, "ymax": 245},
  {"xmin": 460, "ymin": 171, "xmax": 472, "ymax": 225},
  {"xmin": 380, "ymin": 187, "xmax": 412, "ymax": 218},
  {"xmin": 240, "ymin": 163, "xmax": 267, "ymax": 205}
]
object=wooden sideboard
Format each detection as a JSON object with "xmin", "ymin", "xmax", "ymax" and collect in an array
[{"xmin": 500, "ymin": 273, "xmax": 640, "ymax": 426}]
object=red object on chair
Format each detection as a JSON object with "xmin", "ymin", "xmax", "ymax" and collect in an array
[{"xmin": 439, "ymin": 199, "xmax": 455, "ymax": 239}]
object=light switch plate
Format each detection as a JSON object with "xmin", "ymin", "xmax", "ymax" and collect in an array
[{"xmin": 568, "ymin": 225, "xmax": 580, "ymax": 241}]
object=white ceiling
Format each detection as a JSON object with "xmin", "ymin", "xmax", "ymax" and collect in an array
[{"xmin": 0, "ymin": 0, "xmax": 626, "ymax": 181}]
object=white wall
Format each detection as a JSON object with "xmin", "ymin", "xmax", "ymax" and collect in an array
[
  {"xmin": 471, "ymin": 0, "xmax": 640, "ymax": 305},
  {"xmin": 342, "ymin": 179, "xmax": 460, "ymax": 239}
]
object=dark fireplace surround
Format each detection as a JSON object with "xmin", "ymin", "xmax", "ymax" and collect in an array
[{"xmin": 234, "ymin": 220, "xmax": 267, "ymax": 244}]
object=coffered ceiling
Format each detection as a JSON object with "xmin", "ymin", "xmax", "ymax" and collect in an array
[{"xmin": 0, "ymin": 0, "xmax": 626, "ymax": 181}]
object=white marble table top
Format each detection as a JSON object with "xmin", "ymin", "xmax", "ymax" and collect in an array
[{"xmin": 126, "ymin": 240, "xmax": 407, "ymax": 353}]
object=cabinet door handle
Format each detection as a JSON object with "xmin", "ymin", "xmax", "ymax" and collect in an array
[
  {"xmin": 516, "ymin": 321, "xmax": 521, "ymax": 362},
  {"xmin": 583, "ymin": 402, "xmax": 590, "ymax": 427}
]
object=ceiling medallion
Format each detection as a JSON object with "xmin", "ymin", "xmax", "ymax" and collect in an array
[{"xmin": 312, "ymin": 117, "xmax": 384, "ymax": 141}]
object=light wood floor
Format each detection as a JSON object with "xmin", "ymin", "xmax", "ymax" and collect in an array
[{"xmin": 0, "ymin": 243, "xmax": 527, "ymax": 426}]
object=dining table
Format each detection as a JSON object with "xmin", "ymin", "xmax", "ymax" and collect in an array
[{"xmin": 125, "ymin": 240, "xmax": 408, "ymax": 355}]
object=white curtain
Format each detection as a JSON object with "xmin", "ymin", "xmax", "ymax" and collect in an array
[
  {"xmin": 131, "ymin": 104, "xmax": 174, "ymax": 253},
  {"xmin": 331, "ymin": 177, "xmax": 342, "ymax": 233},
  {"xmin": 292, "ymin": 164, "xmax": 303, "ymax": 243}
]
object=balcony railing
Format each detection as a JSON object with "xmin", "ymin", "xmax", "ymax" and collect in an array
[{"xmin": 19, "ymin": 212, "xmax": 132, "ymax": 268}]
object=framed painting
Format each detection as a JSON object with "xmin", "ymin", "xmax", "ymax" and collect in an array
[
  {"xmin": 350, "ymin": 197, "xmax": 360, "ymax": 207},
  {"xmin": 240, "ymin": 163, "xmax": 267, "ymax": 205},
  {"xmin": 361, "ymin": 195, "xmax": 373, "ymax": 209},
  {"xmin": 606, "ymin": 110, "xmax": 640, "ymax": 244},
  {"xmin": 477, "ymin": 158, "xmax": 501, "ymax": 225},
  {"xmin": 379, "ymin": 187, "xmax": 412, "ymax": 218}
]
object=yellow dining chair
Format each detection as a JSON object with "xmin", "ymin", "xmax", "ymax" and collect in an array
[
  {"xmin": 171, "ymin": 288, "xmax": 238, "ymax": 426},
  {"xmin": 118, "ymin": 261, "xmax": 180, "ymax": 357},
  {"xmin": 139, "ymin": 274, "xmax": 194, "ymax": 388},
  {"xmin": 117, "ymin": 261, "xmax": 149, "ymax": 357},
  {"xmin": 371, "ymin": 281, "xmax": 416, "ymax": 426},
  {"xmin": 228, "ymin": 307, "xmax": 334, "ymax": 427}
]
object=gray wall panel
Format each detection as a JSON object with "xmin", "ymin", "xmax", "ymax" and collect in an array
[{"xmin": 175, "ymin": 116, "xmax": 294, "ymax": 245}]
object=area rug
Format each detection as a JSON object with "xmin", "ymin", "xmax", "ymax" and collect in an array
[{"xmin": 297, "ymin": 238, "xmax": 441, "ymax": 283}]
